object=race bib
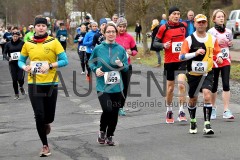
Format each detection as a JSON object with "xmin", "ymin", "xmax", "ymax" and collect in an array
[
  {"xmin": 191, "ymin": 61, "xmax": 208, "ymax": 74},
  {"xmin": 60, "ymin": 36, "xmax": 66, "ymax": 41},
  {"xmin": 79, "ymin": 46, "xmax": 87, "ymax": 51},
  {"xmin": 221, "ymin": 48, "xmax": 230, "ymax": 59},
  {"xmin": 10, "ymin": 52, "xmax": 20, "ymax": 60},
  {"xmin": 30, "ymin": 61, "xmax": 48, "ymax": 74},
  {"xmin": 172, "ymin": 42, "xmax": 183, "ymax": 53},
  {"xmin": 104, "ymin": 71, "xmax": 120, "ymax": 84}
]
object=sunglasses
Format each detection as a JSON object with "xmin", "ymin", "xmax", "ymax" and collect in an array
[
  {"xmin": 12, "ymin": 32, "xmax": 20, "ymax": 36},
  {"xmin": 197, "ymin": 21, "xmax": 206, "ymax": 24}
]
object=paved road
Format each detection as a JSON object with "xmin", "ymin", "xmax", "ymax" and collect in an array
[{"xmin": 0, "ymin": 50, "xmax": 240, "ymax": 160}]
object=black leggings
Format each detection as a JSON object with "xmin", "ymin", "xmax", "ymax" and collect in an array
[
  {"xmin": 9, "ymin": 62, "xmax": 25, "ymax": 94},
  {"xmin": 60, "ymin": 42, "xmax": 67, "ymax": 50},
  {"xmin": 78, "ymin": 51, "xmax": 86, "ymax": 72},
  {"xmin": 121, "ymin": 64, "xmax": 132, "ymax": 108},
  {"xmin": 212, "ymin": 65, "xmax": 230, "ymax": 93},
  {"xmin": 86, "ymin": 53, "xmax": 91, "ymax": 76},
  {"xmin": 97, "ymin": 92, "xmax": 123, "ymax": 137},
  {"xmin": 28, "ymin": 84, "xmax": 58, "ymax": 146}
]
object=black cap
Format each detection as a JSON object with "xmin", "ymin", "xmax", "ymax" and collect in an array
[
  {"xmin": 85, "ymin": 15, "xmax": 90, "ymax": 19},
  {"xmin": 169, "ymin": 6, "xmax": 180, "ymax": 15}
]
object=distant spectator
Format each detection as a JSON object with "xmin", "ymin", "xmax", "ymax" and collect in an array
[
  {"xmin": 150, "ymin": 19, "xmax": 162, "ymax": 67},
  {"xmin": 135, "ymin": 22, "xmax": 142, "ymax": 43},
  {"xmin": 0, "ymin": 27, "xmax": 6, "ymax": 56},
  {"xmin": 160, "ymin": 14, "xmax": 167, "ymax": 25},
  {"xmin": 112, "ymin": 14, "xmax": 119, "ymax": 24}
]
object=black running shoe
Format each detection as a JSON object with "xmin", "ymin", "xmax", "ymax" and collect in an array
[
  {"xmin": 203, "ymin": 123, "xmax": 214, "ymax": 135},
  {"xmin": 97, "ymin": 131, "xmax": 105, "ymax": 144},
  {"xmin": 20, "ymin": 87, "xmax": 26, "ymax": 95},
  {"xmin": 189, "ymin": 122, "xmax": 197, "ymax": 134}
]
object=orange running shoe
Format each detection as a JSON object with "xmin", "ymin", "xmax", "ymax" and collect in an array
[{"xmin": 166, "ymin": 111, "xmax": 174, "ymax": 124}]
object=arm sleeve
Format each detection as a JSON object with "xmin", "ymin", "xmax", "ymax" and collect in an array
[
  {"xmin": 179, "ymin": 39, "xmax": 196, "ymax": 61},
  {"xmin": 130, "ymin": 36, "xmax": 138, "ymax": 56},
  {"xmin": 18, "ymin": 54, "xmax": 28, "ymax": 69},
  {"xmin": 74, "ymin": 34, "xmax": 79, "ymax": 43},
  {"xmin": 57, "ymin": 52, "xmax": 69, "ymax": 67}
]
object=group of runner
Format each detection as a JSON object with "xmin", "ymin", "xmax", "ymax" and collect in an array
[{"xmin": 153, "ymin": 7, "xmax": 234, "ymax": 135}]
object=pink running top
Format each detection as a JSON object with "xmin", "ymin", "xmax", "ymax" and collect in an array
[{"xmin": 116, "ymin": 32, "xmax": 138, "ymax": 64}]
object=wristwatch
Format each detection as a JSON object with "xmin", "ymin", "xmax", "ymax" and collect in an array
[{"xmin": 49, "ymin": 63, "xmax": 53, "ymax": 70}]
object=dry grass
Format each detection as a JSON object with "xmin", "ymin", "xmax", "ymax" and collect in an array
[
  {"xmin": 131, "ymin": 47, "xmax": 164, "ymax": 67},
  {"xmin": 230, "ymin": 61, "xmax": 240, "ymax": 81}
]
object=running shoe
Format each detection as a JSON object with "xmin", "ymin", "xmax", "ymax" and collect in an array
[
  {"xmin": 223, "ymin": 109, "xmax": 234, "ymax": 119},
  {"xmin": 177, "ymin": 111, "xmax": 187, "ymax": 122},
  {"xmin": 118, "ymin": 108, "xmax": 126, "ymax": 116},
  {"xmin": 45, "ymin": 124, "xmax": 51, "ymax": 135},
  {"xmin": 189, "ymin": 119, "xmax": 197, "ymax": 134},
  {"xmin": 203, "ymin": 121, "xmax": 214, "ymax": 135},
  {"xmin": 97, "ymin": 131, "xmax": 106, "ymax": 144},
  {"xmin": 39, "ymin": 145, "xmax": 51, "ymax": 157},
  {"xmin": 20, "ymin": 87, "xmax": 26, "ymax": 95},
  {"xmin": 14, "ymin": 94, "xmax": 19, "ymax": 100},
  {"xmin": 166, "ymin": 111, "xmax": 174, "ymax": 124},
  {"xmin": 86, "ymin": 75, "xmax": 90, "ymax": 81},
  {"xmin": 81, "ymin": 71, "xmax": 85, "ymax": 75},
  {"xmin": 106, "ymin": 136, "xmax": 115, "ymax": 146},
  {"xmin": 211, "ymin": 107, "xmax": 217, "ymax": 120}
]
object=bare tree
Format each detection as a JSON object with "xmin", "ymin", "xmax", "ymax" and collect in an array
[
  {"xmin": 126, "ymin": 0, "xmax": 156, "ymax": 55},
  {"xmin": 202, "ymin": 0, "xmax": 211, "ymax": 29},
  {"xmin": 98, "ymin": 0, "xmax": 117, "ymax": 17}
]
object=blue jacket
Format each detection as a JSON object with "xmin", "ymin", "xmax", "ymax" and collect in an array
[
  {"xmin": 83, "ymin": 29, "xmax": 98, "ymax": 54},
  {"xmin": 89, "ymin": 41, "xmax": 128, "ymax": 93},
  {"xmin": 185, "ymin": 20, "xmax": 196, "ymax": 37}
]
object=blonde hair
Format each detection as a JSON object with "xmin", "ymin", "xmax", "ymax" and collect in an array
[
  {"xmin": 152, "ymin": 19, "xmax": 159, "ymax": 26},
  {"xmin": 212, "ymin": 9, "xmax": 226, "ymax": 21}
]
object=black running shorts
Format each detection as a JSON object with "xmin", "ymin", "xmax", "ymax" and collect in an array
[{"xmin": 186, "ymin": 71, "xmax": 213, "ymax": 98}]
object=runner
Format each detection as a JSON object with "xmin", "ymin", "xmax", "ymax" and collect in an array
[
  {"xmin": 56, "ymin": 22, "xmax": 68, "ymax": 51},
  {"xmin": 115, "ymin": 17, "xmax": 138, "ymax": 116},
  {"xmin": 208, "ymin": 9, "xmax": 234, "ymax": 119},
  {"xmin": 74, "ymin": 24, "xmax": 87, "ymax": 74},
  {"xmin": 83, "ymin": 21, "xmax": 98, "ymax": 81},
  {"xmin": 18, "ymin": 16, "xmax": 68, "ymax": 156},
  {"xmin": 92, "ymin": 18, "xmax": 107, "ymax": 46},
  {"xmin": 180, "ymin": 14, "xmax": 223, "ymax": 134},
  {"xmin": 153, "ymin": 6, "xmax": 187, "ymax": 123},
  {"xmin": 3, "ymin": 27, "xmax": 26, "ymax": 99},
  {"xmin": 89, "ymin": 23, "xmax": 128, "ymax": 146},
  {"xmin": 24, "ymin": 25, "xmax": 34, "ymax": 42}
]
